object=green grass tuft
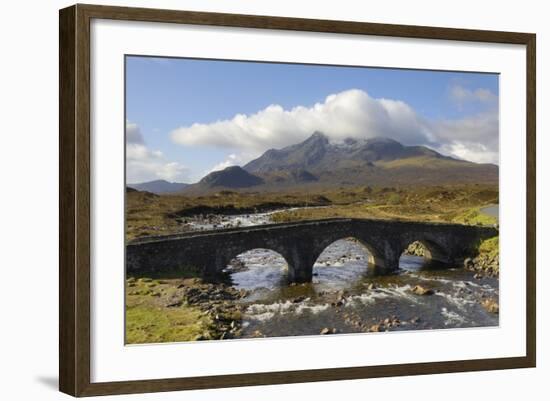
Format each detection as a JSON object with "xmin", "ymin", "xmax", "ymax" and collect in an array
[
  {"xmin": 478, "ymin": 236, "xmax": 499, "ymax": 258},
  {"xmin": 451, "ymin": 207, "xmax": 497, "ymax": 226},
  {"xmin": 126, "ymin": 304, "xmax": 209, "ymax": 344}
]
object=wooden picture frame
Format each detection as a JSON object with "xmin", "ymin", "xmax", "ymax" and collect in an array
[{"xmin": 59, "ymin": 3, "xmax": 536, "ymax": 397}]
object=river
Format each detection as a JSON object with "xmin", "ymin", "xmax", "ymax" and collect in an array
[
  {"xmin": 480, "ymin": 204, "xmax": 499, "ymax": 220},
  {"xmin": 184, "ymin": 209, "xmax": 499, "ymax": 337},
  {"xmin": 184, "ymin": 206, "xmax": 325, "ymax": 231}
]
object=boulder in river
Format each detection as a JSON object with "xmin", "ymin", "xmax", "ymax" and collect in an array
[
  {"xmin": 368, "ymin": 324, "xmax": 383, "ymax": 332},
  {"xmin": 227, "ymin": 257, "xmax": 249, "ymax": 273},
  {"xmin": 250, "ymin": 330, "xmax": 264, "ymax": 338},
  {"xmin": 464, "ymin": 252, "xmax": 499, "ymax": 277},
  {"xmin": 481, "ymin": 298, "xmax": 499, "ymax": 314},
  {"xmin": 411, "ymin": 285, "xmax": 434, "ymax": 296}
]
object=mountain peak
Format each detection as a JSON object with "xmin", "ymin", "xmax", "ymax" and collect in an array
[
  {"xmin": 198, "ymin": 165, "xmax": 264, "ymax": 188},
  {"xmin": 309, "ymin": 131, "xmax": 329, "ymax": 141},
  {"xmin": 300, "ymin": 131, "xmax": 330, "ymax": 149},
  {"xmin": 222, "ymin": 165, "xmax": 244, "ymax": 173},
  {"xmin": 245, "ymin": 132, "xmax": 413, "ymax": 173},
  {"xmin": 206, "ymin": 131, "xmax": 498, "ymax": 190}
]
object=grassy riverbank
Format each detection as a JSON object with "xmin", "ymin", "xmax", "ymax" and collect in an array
[
  {"xmin": 270, "ymin": 187, "xmax": 498, "ymax": 225},
  {"xmin": 126, "ymin": 275, "xmax": 249, "ymax": 344},
  {"xmin": 125, "ymin": 277, "xmax": 211, "ymax": 343},
  {"xmin": 126, "ymin": 184, "xmax": 498, "ymax": 240}
]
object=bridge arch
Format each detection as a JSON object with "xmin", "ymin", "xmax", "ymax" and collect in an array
[
  {"xmin": 224, "ymin": 248, "xmax": 291, "ymax": 288},
  {"xmin": 399, "ymin": 237, "xmax": 450, "ymax": 264},
  {"xmin": 313, "ymin": 236, "xmax": 386, "ymax": 271},
  {"xmin": 225, "ymin": 247, "xmax": 289, "ymax": 268},
  {"xmin": 219, "ymin": 244, "xmax": 293, "ymax": 277}
]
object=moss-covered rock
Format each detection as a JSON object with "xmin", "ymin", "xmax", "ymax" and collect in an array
[{"xmin": 464, "ymin": 236, "xmax": 499, "ymax": 277}]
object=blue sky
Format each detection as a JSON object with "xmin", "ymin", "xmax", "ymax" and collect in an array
[{"xmin": 126, "ymin": 56, "xmax": 499, "ymax": 184}]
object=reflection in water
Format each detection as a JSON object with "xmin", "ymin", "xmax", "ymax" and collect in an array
[{"xmin": 224, "ymin": 238, "xmax": 499, "ymax": 338}]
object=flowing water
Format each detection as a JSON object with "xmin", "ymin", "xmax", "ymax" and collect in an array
[
  {"xmin": 185, "ymin": 206, "xmax": 327, "ymax": 231},
  {"xmin": 186, "ymin": 209, "xmax": 499, "ymax": 337}
]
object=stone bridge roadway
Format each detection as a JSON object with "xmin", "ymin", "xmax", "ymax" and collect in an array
[{"xmin": 126, "ymin": 218, "xmax": 498, "ymax": 283}]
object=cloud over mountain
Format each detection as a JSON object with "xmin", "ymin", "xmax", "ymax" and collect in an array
[{"xmin": 170, "ymin": 88, "xmax": 498, "ymax": 168}]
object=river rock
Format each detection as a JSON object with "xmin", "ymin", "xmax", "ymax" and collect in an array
[
  {"xmin": 411, "ymin": 285, "xmax": 434, "ymax": 296},
  {"xmin": 405, "ymin": 241, "xmax": 426, "ymax": 257},
  {"xmin": 465, "ymin": 253, "xmax": 499, "ymax": 277},
  {"xmin": 227, "ymin": 257, "xmax": 248, "ymax": 273},
  {"xmin": 482, "ymin": 298, "xmax": 499, "ymax": 314},
  {"xmin": 368, "ymin": 324, "xmax": 383, "ymax": 332},
  {"xmin": 292, "ymin": 296, "xmax": 307, "ymax": 303},
  {"xmin": 194, "ymin": 333, "xmax": 211, "ymax": 341}
]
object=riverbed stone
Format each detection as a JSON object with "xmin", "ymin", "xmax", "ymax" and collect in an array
[
  {"xmin": 411, "ymin": 285, "xmax": 434, "ymax": 296},
  {"xmin": 482, "ymin": 298, "xmax": 499, "ymax": 314},
  {"xmin": 368, "ymin": 324, "xmax": 383, "ymax": 332},
  {"xmin": 405, "ymin": 241, "xmax": 427, "ymax": 257}
]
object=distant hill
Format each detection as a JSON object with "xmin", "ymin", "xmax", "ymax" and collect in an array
[
  {"xmin": 184, "ymin": 132, "xmax": 498, "ymax": 193},
  {"xmin": 185, "ymin": 166, "xmax": 264, "ymax": 192},
  {"xmin": 127, "ymin": 180, "xmax": 188, "ymax": 194}
]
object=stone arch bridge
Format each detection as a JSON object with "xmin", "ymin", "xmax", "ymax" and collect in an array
[{"xmin": 126, "ymin": 218, "xmax": 498, "ymax": 283}]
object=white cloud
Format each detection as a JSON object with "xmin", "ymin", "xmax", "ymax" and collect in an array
[
  {"xmin": 437, "ymin": 141, "xmax": 498, "ymax": 164},
  {"xmin": 449, "ymin": 84, "xmax": 497, "ymax": 106},
  {"xmin": 170, "ymin": 88, "xmax": 499, "ymax": 169},
  {"xmin": 126, "ymin": 122, "xmax": 189, "ymax": 183},
  {"xmin": 126, "ymin": 121, "xmax": 144, "ymax": 144},
  {"xmin": 208, "ymin": 154, "xmax": 240, "ymax": 173},
  {"xmin": 172, "ymin": 89, "xmax": 431, "ymax": 154},
  {"xmin": 430, "ymin": 111, "xmax": 499, "ymax": 164}
]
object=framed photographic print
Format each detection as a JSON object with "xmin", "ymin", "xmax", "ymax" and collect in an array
[{"xmin": 59, "ymin": 4, "xmax": 536, "ymax": 397}]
